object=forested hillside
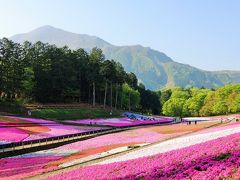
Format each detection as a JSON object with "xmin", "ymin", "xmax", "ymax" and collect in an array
[
  {"xmin": 0, "ymin": 38, "xmax": 160, "ymax": 114},
  {"xmin": 1, "ymin": 37, "xmax": 239, "ymax": 116},
  {"xmin": 10, "ymin": 26, "xmax": 240, "ymax": 90}
]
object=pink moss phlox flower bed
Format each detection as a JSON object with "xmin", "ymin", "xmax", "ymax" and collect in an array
[
  {"xmin": 46, "ymin": 132, "xmax": 240, "ymax": 180},
  {"xmin": 0, "ymin": 127, "xmax": 29, "ymax": 144},
  {"xmin": 0, "ymin": 116, "xmax": 102, "ymax": 143},
  {"xmin": 52, "ymin": 128, "xmax": 167, "ymax": 152},
  {"xmin": 0, "ymin": 128, "xmax": 172, "ymax": 179},
  {"xmin": 24, "ymin": 125, "xmax": 101, "ymax": 141},
  {"xmin": 21, "ymin": 119, "xmax": 102, "ymax": 141},
  {"xmin": 208, "ymin": 114, "xmax": 240, "ymax": 120},
  {"xmin": 190, "ymin": 120, "xmax": 240, "ymax": 135},
  {"xmin": 67, "ymin": 117, "xmax": 173, "ymax": 127},
  {"xmin": 0, "ymin": 156, "xmax": 62, "ymax": 179}
]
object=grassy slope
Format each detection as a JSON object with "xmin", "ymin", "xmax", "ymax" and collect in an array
[{"xmin": 31, "ymin": 108, "xmax": 121, "ymax": 120}]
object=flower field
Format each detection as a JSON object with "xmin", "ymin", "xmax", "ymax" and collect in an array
[
  {"xmin": 0, "ymin": 156, "xmax": 62, "ymax": 179},
  {"xmin": 97, "ymin": 121, "xmax": 240, "ymax": 164},
  {"xmin": 66, "ymin": 117, "xmax": 173, "ymax": 127},
  {"xmin": 0, "ymin": 126, "xmax": 169, "ymax": 179},
  {"xmin": 190, "ymin": 120, "xmax": 240, "ymax": 135},
  {"xmin": 46, "ymin": 131, "xmax": 240, "ymax": 180},
  {"xmin": 0, "ymin": 121, "xmax": 221, "ymax": 179},
  {"xmin": 0, "ymin": 116, "xmax": 101, "ymax": 144}
]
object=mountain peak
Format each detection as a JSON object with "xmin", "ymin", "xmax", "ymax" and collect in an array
[
  {"xmin": 10, "ymin": 25, "xmax": 111, "ymax": 50},
  {"xmin": 30, "ymin": 25, "xmax": 63, "ymax": 33}
]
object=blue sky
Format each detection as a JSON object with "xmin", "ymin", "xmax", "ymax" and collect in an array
[{"xmin": 0, "ymin": 0, "xmax": 239, "ymax": 71}]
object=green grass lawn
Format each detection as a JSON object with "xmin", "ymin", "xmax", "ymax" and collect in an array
[{"xmin": 31, "ymin": 108, "xmax": 121, "ymax": 120}]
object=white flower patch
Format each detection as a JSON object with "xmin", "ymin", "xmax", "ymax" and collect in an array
[
  {"xmin": 97, "ymin": 126, "xmax": 240, "ymax": 165},
  {"xmin": 59, "ymin": 144, "xmax": 148, "ymax": 168}
]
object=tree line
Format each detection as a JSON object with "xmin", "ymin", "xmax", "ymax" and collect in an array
[
  {"xmin": 0, "ymin": 38, "xmax": 161, "ymax": 113},
  {"xmin": 2, "ymin": 37, "xmax": 238, "ymax": 117},
  {"xmin": 160, "ymin": 84, "xmax": 240, "ymax": 117}
]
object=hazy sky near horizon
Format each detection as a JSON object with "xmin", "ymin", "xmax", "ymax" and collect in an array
[{"xmin": 0, "ymin": 0, "xmax": 239, "ymax": 71}]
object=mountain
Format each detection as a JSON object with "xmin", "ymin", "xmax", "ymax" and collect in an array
[
  {"xmin": 11, "ymin": 25, "xmax": 110, "ymax": 50},
  {"xmin": 10, "ymin": 26, "xmax": 240, "ymax": 90}
]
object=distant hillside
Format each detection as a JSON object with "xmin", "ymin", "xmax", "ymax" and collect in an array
[{"xmin": 10, "ymin": 26, "xmax": 240, "ymax": 90}]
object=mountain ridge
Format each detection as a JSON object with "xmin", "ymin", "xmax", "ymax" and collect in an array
[{"xmin": 9, "ymin": 25, "xmax": 240, "ymax": 90}]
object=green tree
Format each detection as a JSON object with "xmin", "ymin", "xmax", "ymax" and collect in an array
[
  {"xmin": 0, "ymin": 38, "xmax": 25, "ymax": 100},
  {"xmin": 114, "ymin": 62, "xmax": 126, "ymax": 109},
  {"xmin": 183, "ymin": 90, "xmax": 208, "ymax": 116},
  {"xmin": 88, "ymin": 47, "xmax": 105, "ymax": 106},
  {"xmin": 138, "ymin": 85, "xmax": 161, "ymax": 114},
  {"xmin": 100, "ymin": 60, "xmax": 117, "ymax": 109},
  {"xmin": 21, "ymin": 67, "xmax": 35, "ymax": 100},
  {"xmin": 199, "ymin": 91, "xmax": 216, "ymax": 116},
  {"xmin": 159, "ymin": 89, "xmax": 172, "ymax": 107},
  {"xmin": 162, "ymin": 98, "xmax": 185, "ymax": 117},
  {"xmin": 121, "ymin": 83, "xmax": 140, "ymax": 110},
  {"xmin": 228, "ymin": 92, "xmax": 240, "ymax": 113},
  {"xmin": 162, "ymin": 88, "xmax": 190, "ymax": 117},
  {"xmin": 71, "ymin": 48, "xmax": 89, "ymax": 102}
]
